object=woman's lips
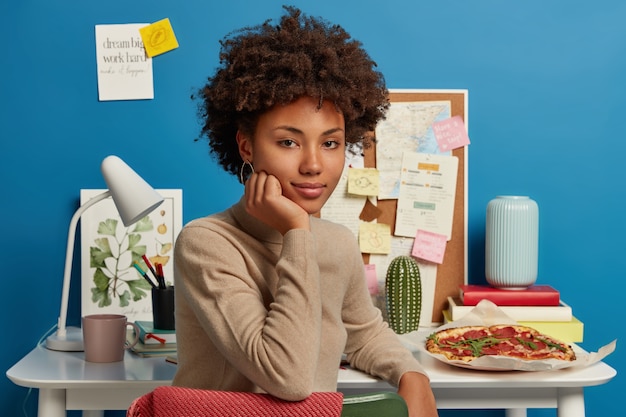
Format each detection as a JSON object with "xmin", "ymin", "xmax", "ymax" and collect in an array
[{"xmin": 292, "ymin": 183, "xmax": 325, "ymax": 198}]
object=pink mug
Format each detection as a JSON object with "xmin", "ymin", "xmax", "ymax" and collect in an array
[{"xmin": 82, "ymin": 314, "xmax": 140, "ymax": 363}]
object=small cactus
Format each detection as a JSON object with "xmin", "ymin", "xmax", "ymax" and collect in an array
[{"xmin": 385, "ymin": 256, "xmax": 422, "ymax": 334}]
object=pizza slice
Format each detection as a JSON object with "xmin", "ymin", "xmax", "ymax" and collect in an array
[{"xmin": 426, "ymin": 324, "xmax": 576, "ymax": 363}]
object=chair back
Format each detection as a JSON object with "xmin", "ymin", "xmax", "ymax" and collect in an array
[
  {"xmin": 127, "ymin": 386, "xmax": 407, "ymax": 417},
  {"xmin": 341, "ymin": 392, "xmax": 408, "ymax": 417},
  {"xmin": 127, "ymin": 386, "xmax": 342, "ymax": 416}
]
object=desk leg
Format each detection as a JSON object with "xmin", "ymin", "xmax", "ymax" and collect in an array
[
  {"xmin": 505, "ymin": 409, "xmax": 527, "ymax": 417},
  {"xmin": 557, "ymin": 387, "xmax": 585, "ymax": 417},
  {"xmin": 39, "ymin": 389, "xmax": 65, "ymax": 417}
]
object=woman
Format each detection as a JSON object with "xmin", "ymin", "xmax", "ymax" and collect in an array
[{"xmin": 173, "ymin": 6, "xmax": 438, "ymax": 417}]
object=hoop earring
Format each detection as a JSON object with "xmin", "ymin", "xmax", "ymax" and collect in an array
[{"xmin": 239, "ymin": 160, "xmax": 254, "ymax": 184}]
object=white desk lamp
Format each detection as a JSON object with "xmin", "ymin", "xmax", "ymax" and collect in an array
[{"xmin": 45, "ymin": 155, "xmax": 164, "ymax": 351}]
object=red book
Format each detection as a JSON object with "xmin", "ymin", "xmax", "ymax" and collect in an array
[{"xmin": 459, "ymin": 284, "xmax": 560, "ymax": 306}]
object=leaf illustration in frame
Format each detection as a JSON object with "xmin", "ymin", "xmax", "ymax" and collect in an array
[{"xmin": 80, "ymin": 189, "xmax": 182, "ymax": 322}]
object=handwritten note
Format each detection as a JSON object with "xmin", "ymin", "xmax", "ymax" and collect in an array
[
  {"xmin": 412, "ymin": 229, "xmax": 447, "ymax": 264},
  {"xmin": 95, "ymin": 24, "xmax": 153, "ymax": 101},
  {"xmin": 432, "ymin": 115, "xmax": 470, "ymax": 152},
  {"xmin": 139, "ymin": 18, "xmax": 179, "ymax": 58},
  {"xmin": 321, "ymin": 164, "xmax": 366, "ymax": 239}
]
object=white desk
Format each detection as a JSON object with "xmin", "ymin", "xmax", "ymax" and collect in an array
[{"xmin": 7, "ymin": 333, "xmax": 616, "ymax": 417}]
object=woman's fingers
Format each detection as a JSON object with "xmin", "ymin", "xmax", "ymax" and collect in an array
[{"xmin": 246, "ymin": 171, "xmax": 282, "ymax": 205}]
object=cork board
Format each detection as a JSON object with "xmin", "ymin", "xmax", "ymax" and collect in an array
[{"xmin": 363, "ymin": 89, "xmax": 468, "ymax": 323}]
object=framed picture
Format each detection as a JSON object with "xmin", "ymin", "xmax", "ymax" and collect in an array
[{"xmin": 80, "ymin": 189, "xmax": 183, "ymax": 322}]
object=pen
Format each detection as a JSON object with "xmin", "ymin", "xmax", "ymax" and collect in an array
[
  {"xmin": 155, "ymin": 262, "xmax": 166, "ymax": 289},
  {"xmin": 133, "ymin": 262, "xmax": 157, "ymax": 289},
  {"xmin": 141, "ymin": 254, "xmax": 160, "ymax": 283}
]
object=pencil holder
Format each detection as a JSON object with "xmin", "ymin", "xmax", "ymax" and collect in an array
[{"xmin": 151, "ymin": 286, "xmax": 175, "ymax": 330}]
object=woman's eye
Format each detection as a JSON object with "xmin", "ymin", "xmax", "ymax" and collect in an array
[
  {"xmin": 323, "ymin": 140, "xmax": 341, "ymax": 149},
  {"xmin": 279, "ymin": 139, "xmax": 297, "ymax": 147}
]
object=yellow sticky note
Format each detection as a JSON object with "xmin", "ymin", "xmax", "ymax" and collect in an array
[
  {"xmin": 359, "ymin": 222, "xmax": 391, "ymax": 254},
  {"xmin": 139, "ymin": 18, "xmax": 179, "ymax": 58},
  {"xmin": 348, "ymin": 167, "xmax": 379, "ymax": 196}
]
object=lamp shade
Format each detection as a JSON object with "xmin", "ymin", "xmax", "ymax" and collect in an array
[{"xmin": 101, "ymin": 155, "xmax": 164, "ymax": 227}]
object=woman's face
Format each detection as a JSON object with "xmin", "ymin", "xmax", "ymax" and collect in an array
[{"xmin": 238, "ymin": 96, "xmax": 346, "ymax": 215}]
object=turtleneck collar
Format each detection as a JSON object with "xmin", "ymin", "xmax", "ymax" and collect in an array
[{"xmin": 230, "ymin": 197, "xmax": 285, "ymax": 245}]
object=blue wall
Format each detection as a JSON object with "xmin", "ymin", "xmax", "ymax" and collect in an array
[{"xmin": 2, "ymin": 1, "xmax": 622, "ymax": 416}]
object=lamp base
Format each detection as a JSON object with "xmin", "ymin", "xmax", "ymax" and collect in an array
[{"xmin": 45, "ymin": 326, "xmax": 84, "ymax": 351}]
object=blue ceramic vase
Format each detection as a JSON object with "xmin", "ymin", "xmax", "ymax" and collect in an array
[{"xmin": 485, "ymin": 196, "xmax": 539, "ymax": 289}]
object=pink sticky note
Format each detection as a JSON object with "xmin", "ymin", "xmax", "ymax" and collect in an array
[
  {"xmin": 432, "ymin": 115, "xmax": 470, "ymax": 152},
  {"xmin": 412, "ymin": 230, "xmax": 447, "ymax": 264},
  {"xmin": 364, "ymin": 264, "xmax": 378, "ymax": 295}
]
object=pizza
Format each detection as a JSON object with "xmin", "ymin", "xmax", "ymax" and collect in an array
[{"xmin": 425, "ymin": 324, "xmax": 576, "ymax": 363}]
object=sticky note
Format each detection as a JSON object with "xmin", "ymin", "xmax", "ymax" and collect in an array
[
  {"xmin": 364, "ymin": 264, "xmax": 378, "ymax": 295},
  {"xmin": 139, "ymin": 18, "xmax": 179, "ymax": 58},
  {"xmin": 412, "ymin": 229, "xmax": 447, "ymax": 264},
  {"xmin": 432, "ymin": 115, "xmax": 470, "ymax": 152},
  {"xmin": 359, "ymin": 222, "xmax": 391, "ymax": 254},
  {"xmin": 348, "ymin": 167, "xmax": 379, "ymax": 196}
]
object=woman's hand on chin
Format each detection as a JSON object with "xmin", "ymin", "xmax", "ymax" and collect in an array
[{"xmin": 244, "ymin": 171, "xmax": 310, "ymax": 234}]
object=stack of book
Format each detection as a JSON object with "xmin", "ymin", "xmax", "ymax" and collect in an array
[
  {"xmin": 443, "ymin": 284, "xmax": 583, "ymax": 343},
  {"xmin": 129, "ymin": 320, "xmax": 177, "ymax": 357}
]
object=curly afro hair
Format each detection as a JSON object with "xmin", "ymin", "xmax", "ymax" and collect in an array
[{"xmin": 195, "ymin": 6, "xmax": 389, "ymax": 177}]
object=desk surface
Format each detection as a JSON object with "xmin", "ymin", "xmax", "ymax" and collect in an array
[
  {"xmin": 8, "ymin": 332, "xmax": 616, "ymax": 391},
  {"xmin": 6, "ymin": 331, "xmax": 617, "ymax": 417}
]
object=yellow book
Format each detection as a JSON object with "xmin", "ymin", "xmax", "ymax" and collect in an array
[{"xmin": 441, "ymin": 309, "xmax": 583, "ymax": 343}]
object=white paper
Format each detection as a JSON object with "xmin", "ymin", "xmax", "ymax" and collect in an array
[
  {"xmin": 95, "ymin": 24, "xmax": 154, "ymax": 101},
  {"xmin": 320, "ymin": 145, "xmax": 366, "ymax": 239},
  {"xmin": 395, "ymin": 152, "xmax": 458, "ymax": 239}
]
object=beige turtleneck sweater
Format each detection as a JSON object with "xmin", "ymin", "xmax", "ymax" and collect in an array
[{"xmin": 172, "ymin": 198, "xmax": 427, "ymax": 401}]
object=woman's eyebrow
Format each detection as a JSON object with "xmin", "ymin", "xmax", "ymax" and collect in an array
[
  {"xmin": 273, "ymin": 125, "xmax": 303, "ymax": 134},
  {"xmin": 321, "ymin": 127, "xmax": 345, "ymax": 136},
  {"xmin": 273, "ymin": 126, "xmax": 345, "ymax": 136}
]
